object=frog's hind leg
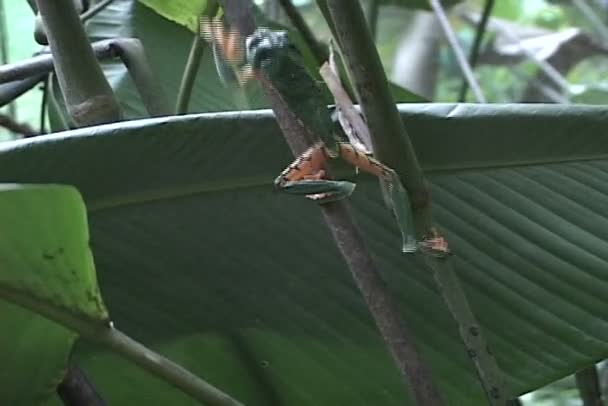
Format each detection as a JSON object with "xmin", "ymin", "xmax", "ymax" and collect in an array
[
  {"xmin": 338, "ymin": 142, "xmax": 418, "ymax": 252},
  {"xmin": 274, "ymin": 142, "xmax": 355, "ymax": 202}
]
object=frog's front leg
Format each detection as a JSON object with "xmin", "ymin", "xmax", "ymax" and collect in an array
[{"xmin": 274, "ymin": 142, "xmax": 356, "ymax": 203}]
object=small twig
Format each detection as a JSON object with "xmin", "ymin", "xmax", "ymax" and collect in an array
[
  {"xmin": 0, "ymin": 113, "xmax": 39, "ymax": 137},
  {"xmin": 429, "ymin": 0, "xmax": 486, "ymax": 103},
  {"xmin": 57, "ymin": 363, "xmax": 106, "ymax": 406},
  {"xmin": 458, "ymin": 0, "xmax": 494, "ymax": 102},
  {"xmin": 80, "ymin": 0, "xmax": 115, "ymax": 22},
  {"xmin": 277, "ymin": 0, "xmax": 328, "ymax": 65},
  {"xmin": 0, "ymin": 39, "xmax": 170, "ymax": 118},
  {"xmin": 496, "ymin": 23, "xmax": 571, "ymax": 93},
  {"xmin": 573, "ymin": 0, "xmax": 608, "ymax": 44},
  {"xmin": 39, "ymin": 75, "xmax": 49, "ymax": 133},
  {"xmin": 575, "ymin": 365, "xmax": 605, "ymax": 406}
]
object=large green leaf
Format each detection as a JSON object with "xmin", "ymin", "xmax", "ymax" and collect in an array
[
  {"xmin": 0, "ymin": 184, "xmax": 107, "ymax": 405},
  {"xmin": 0, "ymin": 104, "xmax": 606, "ymax": 404}
]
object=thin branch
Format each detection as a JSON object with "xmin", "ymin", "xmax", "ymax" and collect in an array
[
  {"xmin": 176, "ymin": 3, "xmax": 219, "ymax": 114},
  {"xmin": 80, "ymin": 0, "xmax": 115, "ymax": 22},
  {"xmin": 324, "ymin": 1, "xmax": 509, "ymax": 404},
  {"xmin": 495, "ymin": 23, "xmax": 571, "ymax": 92},
  {"xmin": 108, "ymin": 39, "xmax": 171, "ymax": 116},
  {"xmin": 0, "ymin": 112, "xmax": 39, "ymax": 137},
  {"xmin": 575, "ymin": 365, "xmax": 605, "ymax": 406},
  {"xmin": 0, "ymin": 75, "xmax": 45, "ymax": 107},
  {"xmin": 57, "ymin": 363, "xmax": 106, "ymax": 406},
  {"xmin": 40, "ymin": 75, "xmax": 48, "ymax": 133},
  {"xmin": 277, "ymin": 0, "xmax": 328, "ymax": 65},
  {"xmin": 429, "ymin": 0, "xmax": 486, "ymax": 103},
  {"xmin": 573, "ymin": 0, "xmax": 608, "ymax": 44},
  {"xmin": 0, "ymin": 39, "xmax": 170, "ymax": 117},
  {"xmin": 458, "ymin": 0, "xmax": 494, "ymax": 102},
  {"xmin": 35, "ymin": 0, "xmax": 122, "ymax": 126}
]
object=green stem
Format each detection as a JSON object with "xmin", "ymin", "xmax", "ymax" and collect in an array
[
  {"xmin": 176, "ymin": 35, "xmax": 203, "ymax": 114},
  {"xmin": 0, "ymin": 0, "xmax": 15, "ymax": 120},
  {"xmin": 176, "ymin": 2, "xmax": 219, "ymax": 114},
  {"xmin": 0, "ymin": 285, "xmax": 244, "ymax": 406},
  {"xmin": 324, "ymin": 1, "xmax": 509, "ymax": 404},
  {"xmin": 35, "ymin": 0, "xmax": 122, "ymax": 126}
]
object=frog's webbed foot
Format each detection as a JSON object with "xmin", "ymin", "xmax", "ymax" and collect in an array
[
  {"xmin": 418, "ymin": 227, "xmax": 452, "ymax": 258},
  {"xmin": 274, "ymin": 143, "xmax": 356, "ymax": 203}
]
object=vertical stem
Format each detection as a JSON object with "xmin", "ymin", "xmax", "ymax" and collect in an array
[
  {"xmin": 458, "ymin": 0, "xmax": 494, "ymax": 102},
  {"xmin": 575, "ymin": 365, "xmax": 605, "ymax": 406},
  {"xmin": 36, "ymin": 0, "xmax": 122, "ymax": 126},
  {"xmin": 324, "ymin": 1, "xmax": 509, "ymax": 404},
  {"xmin": 40, "ymin": 75, "xmax": 48, "ymax": 134},
  {"xmin": 0, "ymin": 0, "xmax": 16, "ymax": 120},
  {"xmin": 176, "ymin": 34, "xmax": 204, "ymax": 114},
  {"xmin": 175, "ymin": 3, "xmax": 218, "ymax": 114}
]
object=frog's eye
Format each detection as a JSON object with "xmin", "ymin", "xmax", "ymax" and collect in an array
[{"xmin": 246, "ymin": 29, "xmax": 290, "ymax": 69}]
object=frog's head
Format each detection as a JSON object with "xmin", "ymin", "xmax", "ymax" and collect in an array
[{"xmin": 246, "ymin": 28, "xmax": 291, "ymax": 71}]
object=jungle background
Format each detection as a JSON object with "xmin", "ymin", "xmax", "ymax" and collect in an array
[{"xmin": 2, "ymin": 0, "xmax": 608, "ymax": 404}]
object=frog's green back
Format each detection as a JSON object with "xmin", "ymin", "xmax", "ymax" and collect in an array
[{"xmin": 258, "ymin": 40, "xmax": 338, "ymax": 151}]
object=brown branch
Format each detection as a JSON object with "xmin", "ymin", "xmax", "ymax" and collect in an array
[
  {"xmin": 0, "ymin": 113, "xmax": 39, "ymax": 137},
  {"xmin": 218, "ymin": 1, "xmax": 443, "ymax": 403}
]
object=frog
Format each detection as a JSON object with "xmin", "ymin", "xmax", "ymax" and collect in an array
[{"xmin": 200, "ymin": 17, "xmax": 449, "ymax": 255}]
